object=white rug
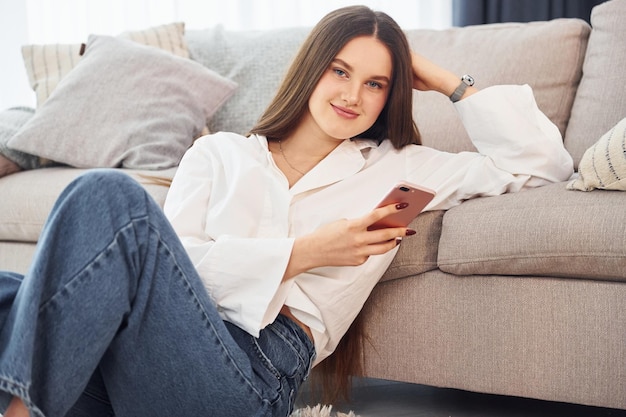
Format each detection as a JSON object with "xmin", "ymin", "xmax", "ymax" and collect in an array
[{"xmin": 290, "ymin": 404, "xmax": 358, "ymax": 417}]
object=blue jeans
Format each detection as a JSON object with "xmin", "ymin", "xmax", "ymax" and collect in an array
[{"xmin": 0, "ymin": 170, "xmax": 315, "ymax": 417}]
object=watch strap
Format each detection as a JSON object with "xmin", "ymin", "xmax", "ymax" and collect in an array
[
  {"xmin": 449, "ymin": 74, "xmax": 475, "ymax": 103},
  {"xmin": 449, "ymin": 82, "xmax": 468, "ymax": 103}
]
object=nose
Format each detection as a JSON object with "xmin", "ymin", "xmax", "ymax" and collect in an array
[{"xmin": 342, "ymin": 82, "xmax": 362, "ymax": 106}]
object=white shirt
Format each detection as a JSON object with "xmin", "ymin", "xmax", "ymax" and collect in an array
[{"xmin": 163, "ymin": 85, "xmax": 574, "ymax": 364}]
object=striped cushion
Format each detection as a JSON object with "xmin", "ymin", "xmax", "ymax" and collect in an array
[
  {"xmin": 21, "ymin": 22, "xmax": 189, "ymax": 107},
  {"xmin": 567, "ymin": 117, "xmax": 626, "ymax": 191}
]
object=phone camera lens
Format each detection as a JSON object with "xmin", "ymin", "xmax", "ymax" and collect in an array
[{"xmin": 399, "ymin": 186, "xmax": 410, "ymax": 192}]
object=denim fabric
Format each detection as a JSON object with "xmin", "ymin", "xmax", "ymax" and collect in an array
[{"xmin": 0, "ymin": 170, "xmax": 315, "ymax": 417}]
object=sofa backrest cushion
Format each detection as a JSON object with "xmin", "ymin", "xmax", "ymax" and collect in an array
[
  {"xmin": 186, "ymin": 18, "xmax": 590, "ymax": 155},
  {"xmin": 185, "ymin": 26, "xmax": 309, "ymax": 136},
  {"xmin": 405, "ymin": 19, "xmax": 591, "ymax": 153},
  {"xmin": 564, "ymin": 0, "xmax": 626, "ymax": 169}
]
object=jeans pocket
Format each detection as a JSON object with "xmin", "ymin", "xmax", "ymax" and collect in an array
[
  {"xmin": 253, "ymin": 325, "xmax": 308, "ymax": 416},
  {"xmin": 226, "ymin": 315, "xmax": 314, "ymax": 415}
]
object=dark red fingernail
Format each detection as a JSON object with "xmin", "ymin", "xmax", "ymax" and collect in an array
[
  {"xmin": 406, "ymin": 229, "xmax": 416, "ymax": 236},
  {"xmin": 396, "ymin": 202, "xmax": 409, "ymax": 210},
  {"xmin": 395, "ymin": 237, "xmax": 403, "ymax": 246}
]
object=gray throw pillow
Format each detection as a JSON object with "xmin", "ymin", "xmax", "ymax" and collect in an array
[
  {"xmin": 8, "ymin": 35, "xmax": 237, "ymax": 169},
  {"xmin": 0, "ymin": 107, "xmax": 44, "ymax": 172}
]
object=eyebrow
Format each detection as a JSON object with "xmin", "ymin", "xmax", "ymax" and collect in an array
[{"xmin": 332, "ymin": 58, "xmax": 391, "ymax": 83}]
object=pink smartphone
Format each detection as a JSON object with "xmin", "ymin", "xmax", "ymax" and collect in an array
[{"xmin": 367, "ymin": 181, "xmax": 436, "ymax": 231}]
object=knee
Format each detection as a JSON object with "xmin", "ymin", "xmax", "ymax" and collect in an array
[
  {"xmin": 73, "ymin": 169, "xmax": 142, "ymax": 196},
  {"xmin": 60, "ymin": 169, "xmax": 149, "ymax": 216}
]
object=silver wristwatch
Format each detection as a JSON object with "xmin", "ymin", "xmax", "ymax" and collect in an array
[{"xmin": 449, "ymin": 74, "xmax": 475, "ymax": 103}]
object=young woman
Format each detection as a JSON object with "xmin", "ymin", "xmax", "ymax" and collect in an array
[{"xmin": 0, "ymin": 5, "xmax": 573, "ymax": 417}]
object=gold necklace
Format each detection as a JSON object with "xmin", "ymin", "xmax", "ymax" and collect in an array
[{"xmin": 278, "ymin": 140, "xmax": 306, "ymax": 175}]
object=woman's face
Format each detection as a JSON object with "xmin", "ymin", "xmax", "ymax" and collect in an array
[{"xmin": 306, "ymin": 36, "xmax": 392, "ymax": 142}]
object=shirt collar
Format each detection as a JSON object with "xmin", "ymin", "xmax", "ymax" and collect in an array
[{"xmin": 255, "ymin": 135, "xmax": 379, "ymax": 194}]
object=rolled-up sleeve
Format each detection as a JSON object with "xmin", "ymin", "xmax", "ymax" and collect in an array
[{"xmin": 411, "ymin": 85, "xmax": 574, "ymax": 210}]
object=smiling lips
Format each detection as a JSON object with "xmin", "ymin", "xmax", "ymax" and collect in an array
[{"xmin": 331, "ymin": 103, "xmax": 359, "ymax": 119}]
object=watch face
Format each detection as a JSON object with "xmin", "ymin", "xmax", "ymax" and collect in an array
[{"xmin": 461, "ymin": 74, "xmax": 475, "ymax": 86}]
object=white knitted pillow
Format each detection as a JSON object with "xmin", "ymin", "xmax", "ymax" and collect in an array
[{"xmin": 567, "ymin": 117, "xmax": 626, "ymax": 191}]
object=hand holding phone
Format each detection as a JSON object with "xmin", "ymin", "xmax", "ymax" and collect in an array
[{"xmin": 367, "ymin": 181, "xmax": 436, "ymax": 231}]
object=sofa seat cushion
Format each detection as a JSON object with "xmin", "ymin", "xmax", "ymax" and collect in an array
[
  {"xmin": 0, "ymin": 167, "xmax": 175, "ymax": 243},
  {"xmin": 438, "ymin": 182, "xmax": 626, "ymax": 282}
]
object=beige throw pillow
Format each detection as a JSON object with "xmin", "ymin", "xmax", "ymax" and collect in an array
[
  {"xmin": 21, "ymin": 22, "xmax": 189, "ymax": 106},
  {"xmin": 567, "ymin": 117, "xmax": 626, "ymax": 191}
]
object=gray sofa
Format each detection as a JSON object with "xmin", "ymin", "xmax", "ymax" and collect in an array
[{"xmin": 1, "ymin": 0, "xmax": 625, "ymax": 410}]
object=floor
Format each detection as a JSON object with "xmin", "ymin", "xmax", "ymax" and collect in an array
[{"xmin": 297, "ymin": 378, "xmax": 626, "ymax": 417}]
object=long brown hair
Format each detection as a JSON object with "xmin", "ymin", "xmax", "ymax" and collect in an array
[
  {"xmin": 252, "ymin": 6, "xmax": 421, "ymax": 402},
  {"xmin": 250, "ymin": 5, "xmax": 420, "ymax": 148},
  {"xmin": 154, "ymin": 6, "xmax": 420, "ymax": 402}
]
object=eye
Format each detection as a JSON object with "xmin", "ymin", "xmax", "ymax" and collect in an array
[
  {"xmin": 333, "ymin": 68, "xmax": 348, "ymax": 78},
  {"xmin": 366, "ymin": 80, "xmax": 383, "ymax": 89}
]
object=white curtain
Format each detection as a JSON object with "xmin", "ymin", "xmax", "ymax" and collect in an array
[{"xmin": 1, "ymin": 0, "xmax": 452, "ymax": 109}]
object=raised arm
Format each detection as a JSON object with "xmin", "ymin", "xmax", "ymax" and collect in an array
[{"xmin": 410, "ymin": 51, "xmax": 478, "ymax": 101}]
